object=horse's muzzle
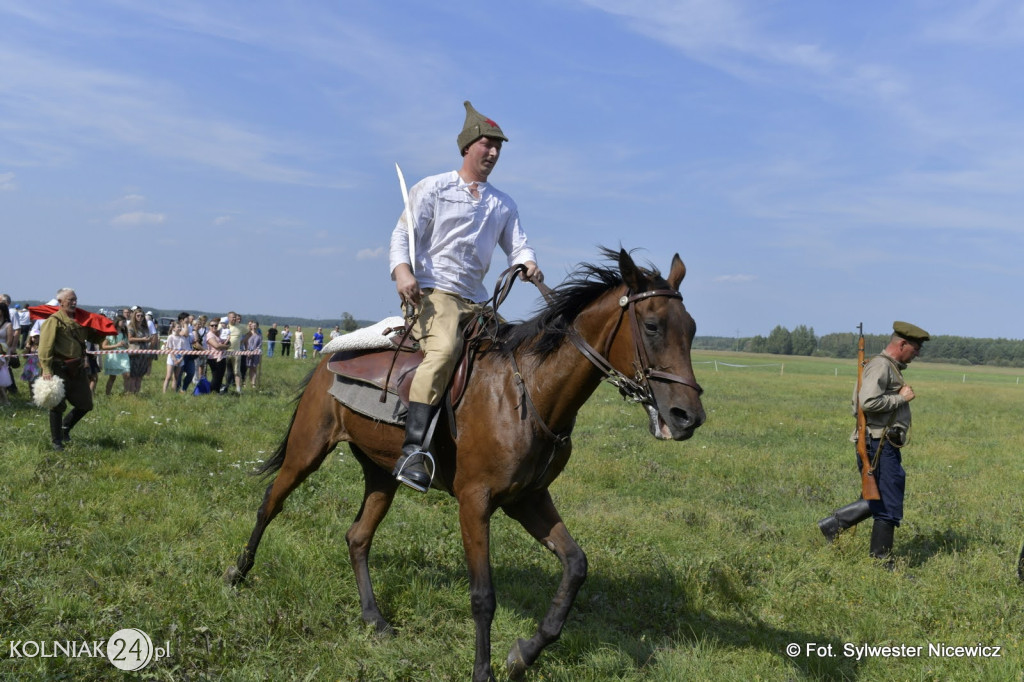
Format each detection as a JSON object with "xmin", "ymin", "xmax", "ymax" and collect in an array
[{"xmin": 647, "ymin": 404, "xmax": 704, "ymax": 441}]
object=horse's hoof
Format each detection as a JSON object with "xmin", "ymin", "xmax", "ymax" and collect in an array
[
  {"xmin": 373, "ymin": 620, "xmax": 395, "ymax": 639},
  {"xmin": 506, "ymin": 638, "xmax": 529, "ymax": 680},
  {"xmin": 223, "ymin": 566, "xmax": 244, "ymax": 587}
]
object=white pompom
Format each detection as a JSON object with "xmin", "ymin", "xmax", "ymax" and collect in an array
[{"xmin": 33, "ymin": 375, "xmax": 66, "ymax": 409}]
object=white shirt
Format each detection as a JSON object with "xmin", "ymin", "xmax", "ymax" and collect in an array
[{"xmin": 389, "ymin": 170, "xmax": 536, "ymax": 303}]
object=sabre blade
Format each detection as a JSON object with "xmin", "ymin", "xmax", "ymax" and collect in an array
[{"xmin": 395, "ymin": 163, "xmax": 415, "ymax": 274}]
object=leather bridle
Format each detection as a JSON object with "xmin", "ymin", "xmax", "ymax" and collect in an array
[
  {"xmin": 488, "ymin": 266, "xmax": 703, "ymax": 452},
  {"xmin": 563, "ymin": 287, "xmax": 704, "ymax": 406}
]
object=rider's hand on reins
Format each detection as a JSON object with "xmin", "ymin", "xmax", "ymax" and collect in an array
[
  {"xmin": 519, "ymin": 260, "xmax": 543, "ymax": 283},
  {"xmin": 394, "ymin": 263, "xmax": 422, "ymax": 308}
]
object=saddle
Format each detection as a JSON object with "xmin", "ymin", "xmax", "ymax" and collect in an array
[
  {"xmin": 326, "ymin": 323, "xmax": 473, "ymax": 410},
  {"xmin": 326, "ymin": 266, "xmax": 523, "ymax": 419}
]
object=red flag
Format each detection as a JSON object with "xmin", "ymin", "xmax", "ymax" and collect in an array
[{"xmin": 29, "ymin": 305, "xmax": 118, "ymax": 335}]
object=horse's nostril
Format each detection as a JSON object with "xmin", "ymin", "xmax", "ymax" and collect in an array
[
  {"xmin": 669, "ymin": 406, "xmax": 705, "ymax": 429},
  {"xmin": 669, "ymin": 407, "xmax": 691, "ymax": 427}
]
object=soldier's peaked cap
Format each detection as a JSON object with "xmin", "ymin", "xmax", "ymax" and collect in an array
[{"xmin": 893, "ymin": 321, "xmax": 930, "ymax": 343}]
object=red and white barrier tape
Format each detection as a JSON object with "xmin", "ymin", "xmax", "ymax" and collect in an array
[{"xmin": 11, "ymin": 349, "xmax": 261, "ymax": 358}]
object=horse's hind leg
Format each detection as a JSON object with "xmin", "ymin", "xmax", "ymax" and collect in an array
[
  {"xmin": 345, "ymin": 445, "xmax": 400, "ymax": 634},
  {"xmin": 501, "ymin": 490, "xmax": 588, "ymax": 679},
  {"xmin": 224, "ymin": 421, "xmax": 336, "ymax": 586}
]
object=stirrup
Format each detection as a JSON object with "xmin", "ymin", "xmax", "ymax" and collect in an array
[{"xmin": 394, "ymin": 449, "xmax": 436, "ymax": 493}]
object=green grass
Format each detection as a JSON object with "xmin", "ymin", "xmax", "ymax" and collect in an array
[{"xmin": 1, "ymin": 351, "xmax": 1023, "ymax": 680}]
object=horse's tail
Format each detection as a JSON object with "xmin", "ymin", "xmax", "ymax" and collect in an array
[{"xmin": 252, "ymin": 368, "xmax": 317, "ymax": 478}]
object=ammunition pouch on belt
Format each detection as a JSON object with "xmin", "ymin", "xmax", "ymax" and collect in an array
[
  {"xmin": 58, "ymin": 357, "xmax": 86, "ymax": 379},
  {"xmin": 886, "ymin": 426, "xmax": 907, "ymax": 447}
]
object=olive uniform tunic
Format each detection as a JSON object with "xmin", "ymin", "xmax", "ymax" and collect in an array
[
  {"xmin": 38, "ymin": 310, "xmax": 106, "ymax": 412},
  {"xmin": 854, "ymin": 351, "xmax": 912, "ymax": 526}
]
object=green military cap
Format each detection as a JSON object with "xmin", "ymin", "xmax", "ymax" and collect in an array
[
  {"xmin": 893, "ymin": 321, "xmax": 930, "ymax": 343},
  {"xmin": 457, "ymin": 100, "xmax": 508, "ymax": 153}
]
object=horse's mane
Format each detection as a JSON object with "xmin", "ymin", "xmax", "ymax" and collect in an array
[{"xmin": 495, "ymin": 247, "xmax": 661, "ymax": 358}]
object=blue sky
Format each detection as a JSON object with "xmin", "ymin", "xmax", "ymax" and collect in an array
[{"xmin": 2, "ymin": 1, "xmax": 1022, "ymax": 339}]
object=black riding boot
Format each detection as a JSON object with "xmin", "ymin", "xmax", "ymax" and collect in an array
[
  {"xmin": 392, "ymin": 401, "xmax": 436, "ymax": 493},
  {"xmin": 870, "ymin": 519, "xmax": 896, "ymax": 567},
  {"xmin": 817, "ymin": 499, "xmax": 872, "ymax": 543},
  {"xmin": 61, "ymin": 407, "xmax": 89, "ymax": 444},
  {"xmin": 49, "ymin": 410, "xmax": 65, "ymax": 451}
]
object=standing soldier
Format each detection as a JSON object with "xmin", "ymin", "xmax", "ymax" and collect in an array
[
  {"xmin": 36, "ymin": 289, "xmax": 112, "ymax": 450},
  {"xmin": 816, "ymin": 321, "xmax": 930, "ymax": 563}
]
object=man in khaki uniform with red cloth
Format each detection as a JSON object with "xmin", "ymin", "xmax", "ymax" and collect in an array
[{"xmin": 35, "ymin": 288, "xmax": 114, "ymax": 451}]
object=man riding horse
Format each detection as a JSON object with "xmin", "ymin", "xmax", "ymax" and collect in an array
[{"xmin": 389, "ymin": 100, "xmax": 543, "ymax": 492}]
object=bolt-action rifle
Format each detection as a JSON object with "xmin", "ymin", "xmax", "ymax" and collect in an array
[{"xmin": 856, "ymin": 323, "xmax": 881, "ymax": 500}]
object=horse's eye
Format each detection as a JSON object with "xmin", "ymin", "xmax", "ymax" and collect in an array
[{"xmin": 644, "ymin": 321, "xmax": 659, "ymax": 334}]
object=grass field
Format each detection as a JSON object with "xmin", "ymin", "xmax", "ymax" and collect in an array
[{"xmin": 1, "ymin": 351, "xmax": 1023, "ymax": 680}]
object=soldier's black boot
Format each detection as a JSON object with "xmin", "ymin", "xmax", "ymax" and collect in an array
[
  {"xmin": 817, "ymin": 499, "xmax": 872, "ymax": 543},
  {"xmin": 392, "ymin": 402, "xmax": 436, "ymax": 493},
  {"xmin": 870, "ymin": 519, "xmax": 896, "ymax": 568},
  {"xmin": 61, "ymin": 407, "xmax": 89, "ymax": 444},
  {"xmin": 49, "ymin": 411, "xmax": 65, "ymax": 451}
]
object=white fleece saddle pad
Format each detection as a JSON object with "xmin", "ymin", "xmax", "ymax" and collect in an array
[{"xmin": 321, "ymin": 316, "xmax": 406, "ymax": 354}]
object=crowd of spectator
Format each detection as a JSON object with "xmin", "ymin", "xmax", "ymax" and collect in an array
[{"xmin": 0, "ymin": 293, "xmax": 320, "ymax": 404}]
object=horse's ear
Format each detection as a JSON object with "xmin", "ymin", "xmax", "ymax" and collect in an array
[
  {"xmin": 667, "ymin": 254, "xmax": 686, "ymax": 290},
  {"xmin": 618, "ymin": 248, "xmax": 645, "ymax": 292}
]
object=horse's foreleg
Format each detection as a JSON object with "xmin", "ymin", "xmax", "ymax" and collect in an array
[
  {"xmin": 346, "ymin": 447, "xmax": 400, "ymax": 634},
  {"xmin": 501, "ymin": 491, "xmax": 588, "ymax": 679},
  {"xmin": 459, "ymin": 491, "xmax": 496, "ymax": 682},
  {"xmin": 224, "ymin": 430, "xmax": 333, "ymax": 586}
]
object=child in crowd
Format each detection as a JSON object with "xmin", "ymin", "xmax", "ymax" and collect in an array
[
  {"xmin": 162, "ymin": 322, "xmax": 189, "ymax": 393},
  {"xmin": 21, "ymin": 333, "xmax": 40, "ymax": 387}
]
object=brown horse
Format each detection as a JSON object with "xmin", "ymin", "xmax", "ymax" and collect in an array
[{"xmin": 224, "ymin": 248, "xmax": 705, "ymax": 681}]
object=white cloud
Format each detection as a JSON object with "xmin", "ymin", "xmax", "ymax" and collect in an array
[
  {"xmin": 357, "ymin": 246, "xmax": 385, "ymax": 260},
  {"xmin": 108, "ymin": 193, "xmax": 146, "ymax": 208},
  {"xmin": 0, "ymin": 171, "xmax": 15, "ymax": 190},
  {"xmin": 922, "ymin": 0, "xmax": 1024, "ymax": 46},
  {"xmin": 111, "ymin": 211, "xmax": 167, "ymax": 227},
  {"xmin": 0, "ymin": 45, "xmax": 321, "ymax": 185},
  {"xmin": 213, "ymin": 215, "xmax": 234, "ymax": 225}
]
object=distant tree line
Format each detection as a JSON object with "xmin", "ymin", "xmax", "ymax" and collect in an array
[{"xmin": 694, "ymin": 326, "xmax": 1024, "ymax": 367}]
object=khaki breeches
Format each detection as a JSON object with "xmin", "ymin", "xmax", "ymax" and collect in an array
[{"xmin": 409, "ymin": 289, "xmax": 483, "ymax": 406}]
